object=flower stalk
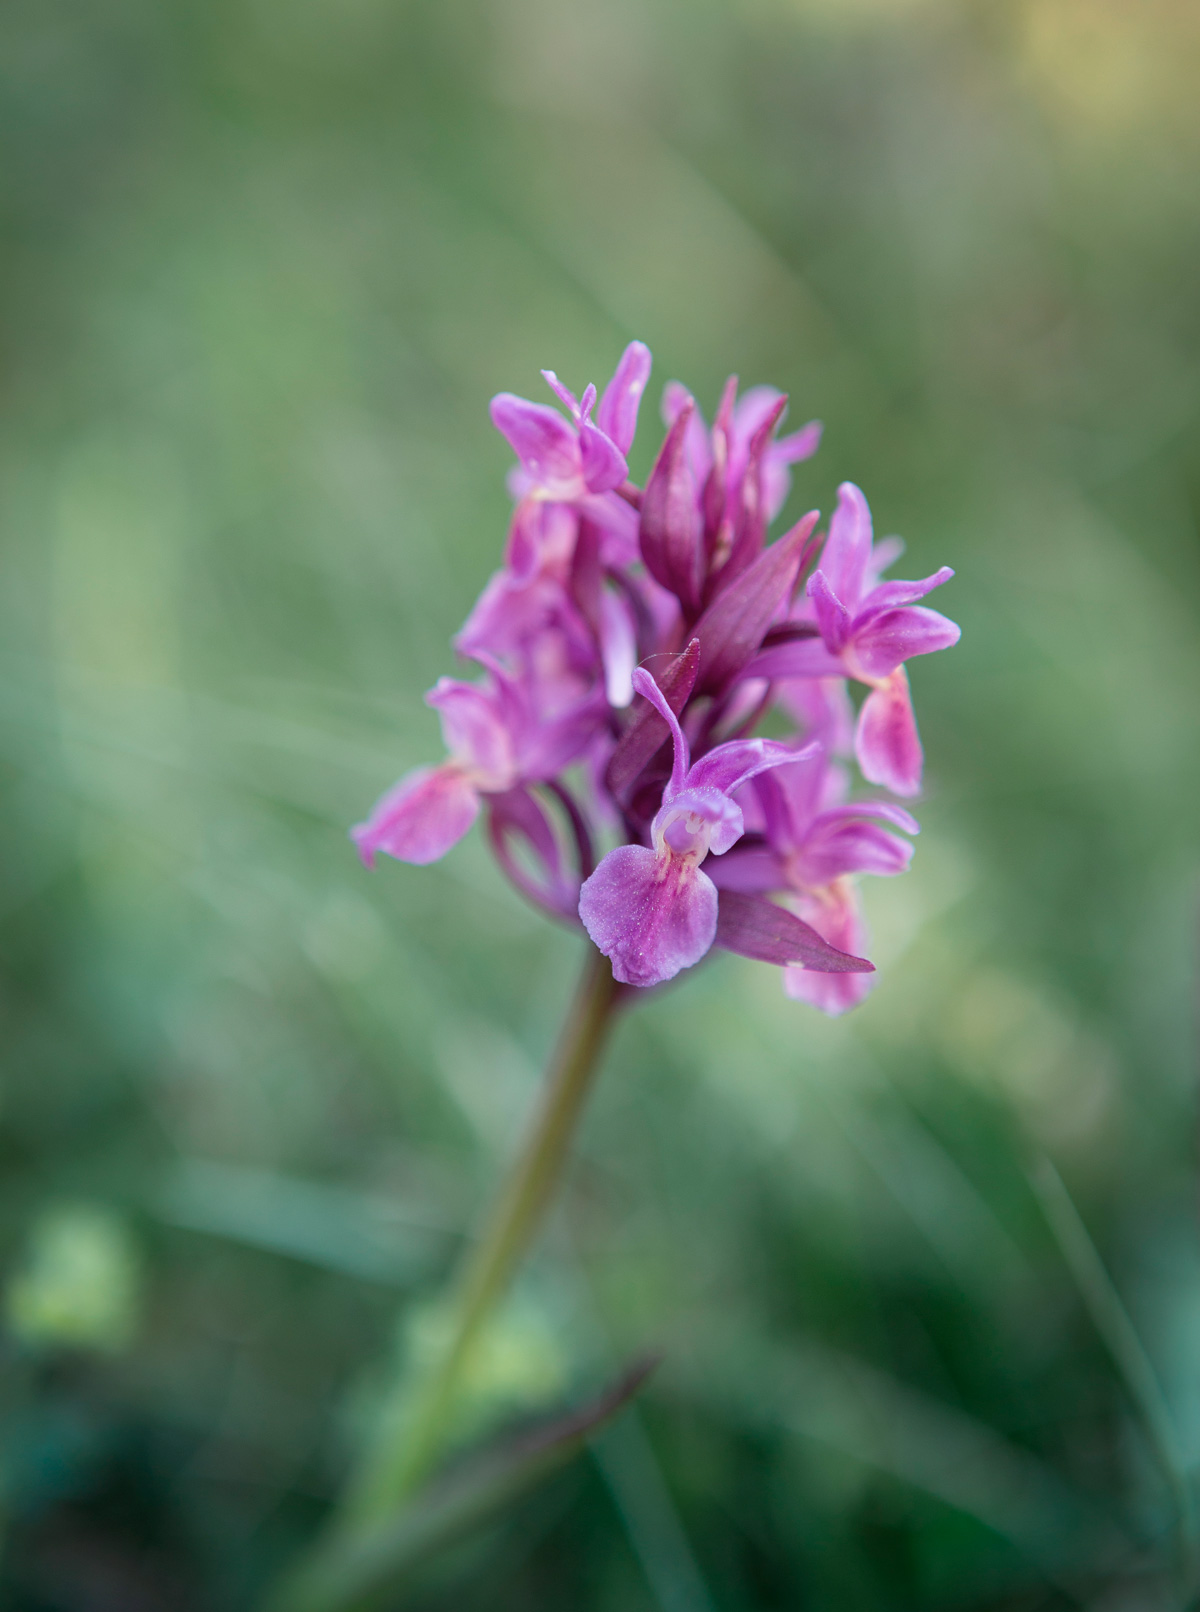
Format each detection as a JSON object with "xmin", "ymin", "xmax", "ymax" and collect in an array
[{"xmin": 343, "ymin": 946, "xmax": 619, "ymax": 1528}]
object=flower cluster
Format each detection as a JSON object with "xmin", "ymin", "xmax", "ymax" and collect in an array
[{"xmin": 354, "ymin": 344, "xmax": 959, "ymax": 1012}]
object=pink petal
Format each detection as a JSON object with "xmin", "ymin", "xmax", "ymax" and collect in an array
[
  {"xmin": 640, "ymin": 399, "xmax": 703, "ymax": 611},
  {"xmin": 860, "ymin": 566, "xmax": 954, "ymax": 612},
  {"xmin": 655, "ymin": 784, "xmax": 744, "ymax": 857},
  {"xmin": 818, "ymin": 482, "xmax": 873, "ymax": 609},
  {"xmin": 783, "ymin": 883, "xmax": 875, "ymax": 1015},
  {"xmin": 662, "ymin": 381, "xmax": 712, "ymax": 483},
  {"xmin": 596, "ymin": 341, "xmax": 652, "ymax": 454},
  {"xmin": 720, "ymin": 393, "xmax": 789, "ymax": 583},
  {"xmin": 630, "ymin": 666, "xmax": 690, "ymax": 794},
  {"xmin": 855, "ymin": 667, "xmax": 923, "ymax": 797},
  {"xmin": 540, "ymin": 369, "xmax": 580, "ymax": 414},
  {"xmin": 687, "ymin": 736, "xmax": 810, "ymax": 801},
  {"xmin": 598, "ymin": 588, "xmax": 638, "ymax": 707},
  {"xmin": 763, "ymin": 421, "xmax": 822, "ymax": 520},
  {"xmin": 746, "ymin": 637, "xmax": 845, "ymax": 681},
  {"xmin": 841, "ymin": 799, "xmax": 921, "ymax": 834},
  {"xmin": 795, "ymin": 815, "xmax": 915, "ymax": 884},
  {"xmin": 502, "ymin": 497, "xmax": 578, "ymax": 582},
  {"xmin": 752, "ymin": 752, "xmax": 827, "ymax": 850},
  {"xmin": 351, "ymin": 765, "xmax": 480, "ymax": 867},
  {"xmin": 866, "ymin": 535, "xmax": 905, "ymax": 583},
  {"xmin": 806, "ymin": 570, "xmax": 852, "ymax": 653},
  {"xmin": 489, "ymin": 394, "xmax": 582, "ymax": 496},
  {"xmin": 776, "ymin": 677, "xmax": 856, "ymax": 754},
  {"xmin": 848, "ymin": 605, "xmax": 962, "ymax": 680},
  {"xmin": 730, "ymin": 384, "xmax": 787, "ymax": 446},
  {"xmin": 692, "ymin": 511, "xmax": 819, "ymax": 695},
  {"xmin": 487, "ymin": 785, "xmax": 579, "ymax": 921},
  {"xmin": 706, "ymin": 845, "xmax": 782, "ymax": 894},
  {"xmin": 771, "ymin": 421, "xmax": 823, "ymax": 466},
  {"xmin": 604, "ymin": 639, "xmax": 700, "ymax": 804},
  {"xmin": 579, "ymin": 846, "xmax": 718, "ymax": 987},
  {"xmin": 578, "ymin": 416, "xmax": 629, "ymax": 494},
  {"xmin": 577, "ymin": 491, "xmax": 640, "ymax": 565},
  {"xmin": 426, "ymin": 678, "xmax": 514, "ymax": 787},
  {"xmin": 715, "ymin": 889, "xmax": 874, "ymax": 973},
  {"xmin": 516, "ymin": 692, "xmax": 607, "ymax": 780}
]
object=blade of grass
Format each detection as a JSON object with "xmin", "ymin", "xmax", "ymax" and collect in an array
[
  {"xmin": 1031, "ymin": 1155, "xmax": 1198, "ymax": 1595},
  {"xmin": 591, "ymin": 1408, "xmax": 718, "ymax": 1612},
  {"xmin": 267, "ymin": 1357, "xmax": 658, "ymax": 1612}
]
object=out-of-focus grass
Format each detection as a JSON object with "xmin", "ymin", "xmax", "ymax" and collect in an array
[{"xmin": 1, "ymin": 0, "xmax": 1199, "ymax": 1606}]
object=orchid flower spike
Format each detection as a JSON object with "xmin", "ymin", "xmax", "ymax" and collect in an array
[{"xmin": 355, "ymin": 341, "xmax": 960, "ymax": 1012}]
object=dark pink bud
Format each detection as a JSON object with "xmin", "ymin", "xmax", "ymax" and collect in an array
[
  {"xmin": 701, "ymin": 376, "xmax": 738, "ymax": 569},
  {"xmin": 640, "ymin": 399, "xmax": 703, "ymax": 614},
  {"xmin": 692, "ymin": 511, "xmax": 819, "ymax": 696},
  {"xmin": 716, "ymin": 393, "xmax": 789, "ymax": 589},
  {"xmin": 604, "ymin": 638, "xmax": 700, "ymax": 804}
]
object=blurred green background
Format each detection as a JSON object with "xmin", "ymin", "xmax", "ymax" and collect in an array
[{"xmin": 2, "ymin": 0, "xmax": 1199, "ymax": 1606}]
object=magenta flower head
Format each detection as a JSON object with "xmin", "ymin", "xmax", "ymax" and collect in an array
[{"xmin": 353, "ymin": 344, "xmax": 960, "ymax": 1013}]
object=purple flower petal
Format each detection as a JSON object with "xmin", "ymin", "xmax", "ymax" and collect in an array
[
  {"xmin": 487, "ymin": 785, "xmax": 580, "ymax": 921},
  {"xmin": 578, "ymin": 420, "xmax": 628, "ymax": 494},
  {"xmin": 427, "ymin": 678, "xmax": 515, "ymax": 787},
  {"xmin": 655, "ymin": 784, "xmax": 744, "ymax": 857},
  {"xmin": 700, "ymin": 376, "xmax": 738, "ymax": 558},
  {"xmin": 598, "ymin": 587, "xmax": 638, "ymax": 708},
  {"xmin": 692, "ymin": 511, "xmax": 819, "ymax": 695},
  {"xmin": 351, "ymin": 765, "xmax": 480, "ymax": 867},
  {"xmin": 763, "ymin": 420, "xmax": 822, "ymax": 520},
  {"xmin": 745, "ymin": 637, "xmax": 845, "ymax": 681},
  {"xmin": 772, "ymin": 421, "xmax": 823, "ymax": 466},
  {"xmin": 579, "ymin": 845, "xmax": 718, "ymax": 987},
  {"xmin": 842, "ymin": 799, "xmax": 921, "ymax": 834},
  {"xmin": 687, "ymin": 735, "xmax": 810, "ymax": 799},
  {"xmin": 576, "ymin": 491, "xmax": 641, "ymax": 563},
  {"xmin": 640, "ymin": 398, "xmax": 703, "ymax": 611},
  {"xmin": 503, "ymin": 497, "xmax": 578, "ymax": 582},
  {"xmin": 706, "ymin": 845, "xmax": 781, "ymax": 894},
  {"xmin": 596, "ymin": 341, "xmax": 652, "ymax": 454},
  {"xmin": 577, "ymin": 385, "xmax": 629, "ymax": 493},
  {"xmin": 730, "ymin": 385, "xmax": 787, "ymax": 443},
  {"xmin": 604, "ymin": 639, "xmax": 700, "ymax": 803},
  {"xmin": 819, "ymin": 482, "xmax": 873, "ymax": 609},
  {"xmin": 806, "ymin": 570, "xmax": 852, "ymax": 654},
  {"xmin": 490, "ymin": 394, "xmax": 582, "ymax": 496},
  {"xmin": 662, "ymin": 380, "xmax": 712, "ymax": 483},
  {"xmin": 855, "ymin": 668, "xmax": 923, "ymax": 796},
  {"xmin": 783, "ymin": 883, "xmax": 876, "ymax": 1015},
  {"xmin": 794, "ymin": 815, "xmax": 915, "ymax": 884},
  {"xmin": 776, "ymin": 677, "xmax": 856, "ymax": 754},
  {"xmin": 860, "ymin": 566, "xmax": 954, "ymax": 612},
  {"xmin": 720, "ymin": 393, "xmax": 789, "ymax": 583},
  {"xmin": 715, "ymin": 889, "xmax": 874, "ymax": 973},
  {"xmin": 848, "ymin": 605, "xmax": 962, "ymax": 680},
  {"xmin": 517, "ymin": 694, "xmax": 608, "ymax": 780},
  {"xmin": 630, "ymin": 665, "xmax": 689, "ymax": 794},
  {"xmin": 751, "ymin": 753, "xmax": 825, "ymax": 850},
  {"xmin": 541, "ymin": 369, "xmax": 580, "ymax": 414}
]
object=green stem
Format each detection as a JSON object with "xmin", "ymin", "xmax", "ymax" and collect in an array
[{"xmin": 340, "ymin": 944, "xmax": 620, "ymax": 1527}]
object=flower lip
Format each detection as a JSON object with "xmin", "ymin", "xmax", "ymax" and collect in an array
[{"xmin": 654, "ymin": 786, "xmax": 744, "ymax": 861}]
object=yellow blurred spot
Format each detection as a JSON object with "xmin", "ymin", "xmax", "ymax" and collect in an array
[
  {"xmin": 1018, "ymin": 0, "xmax": 1200, "ymax": 130},
  {"xmin": 6, "ymin": 1204, "xmax": 142, "ymax": 1355}
]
